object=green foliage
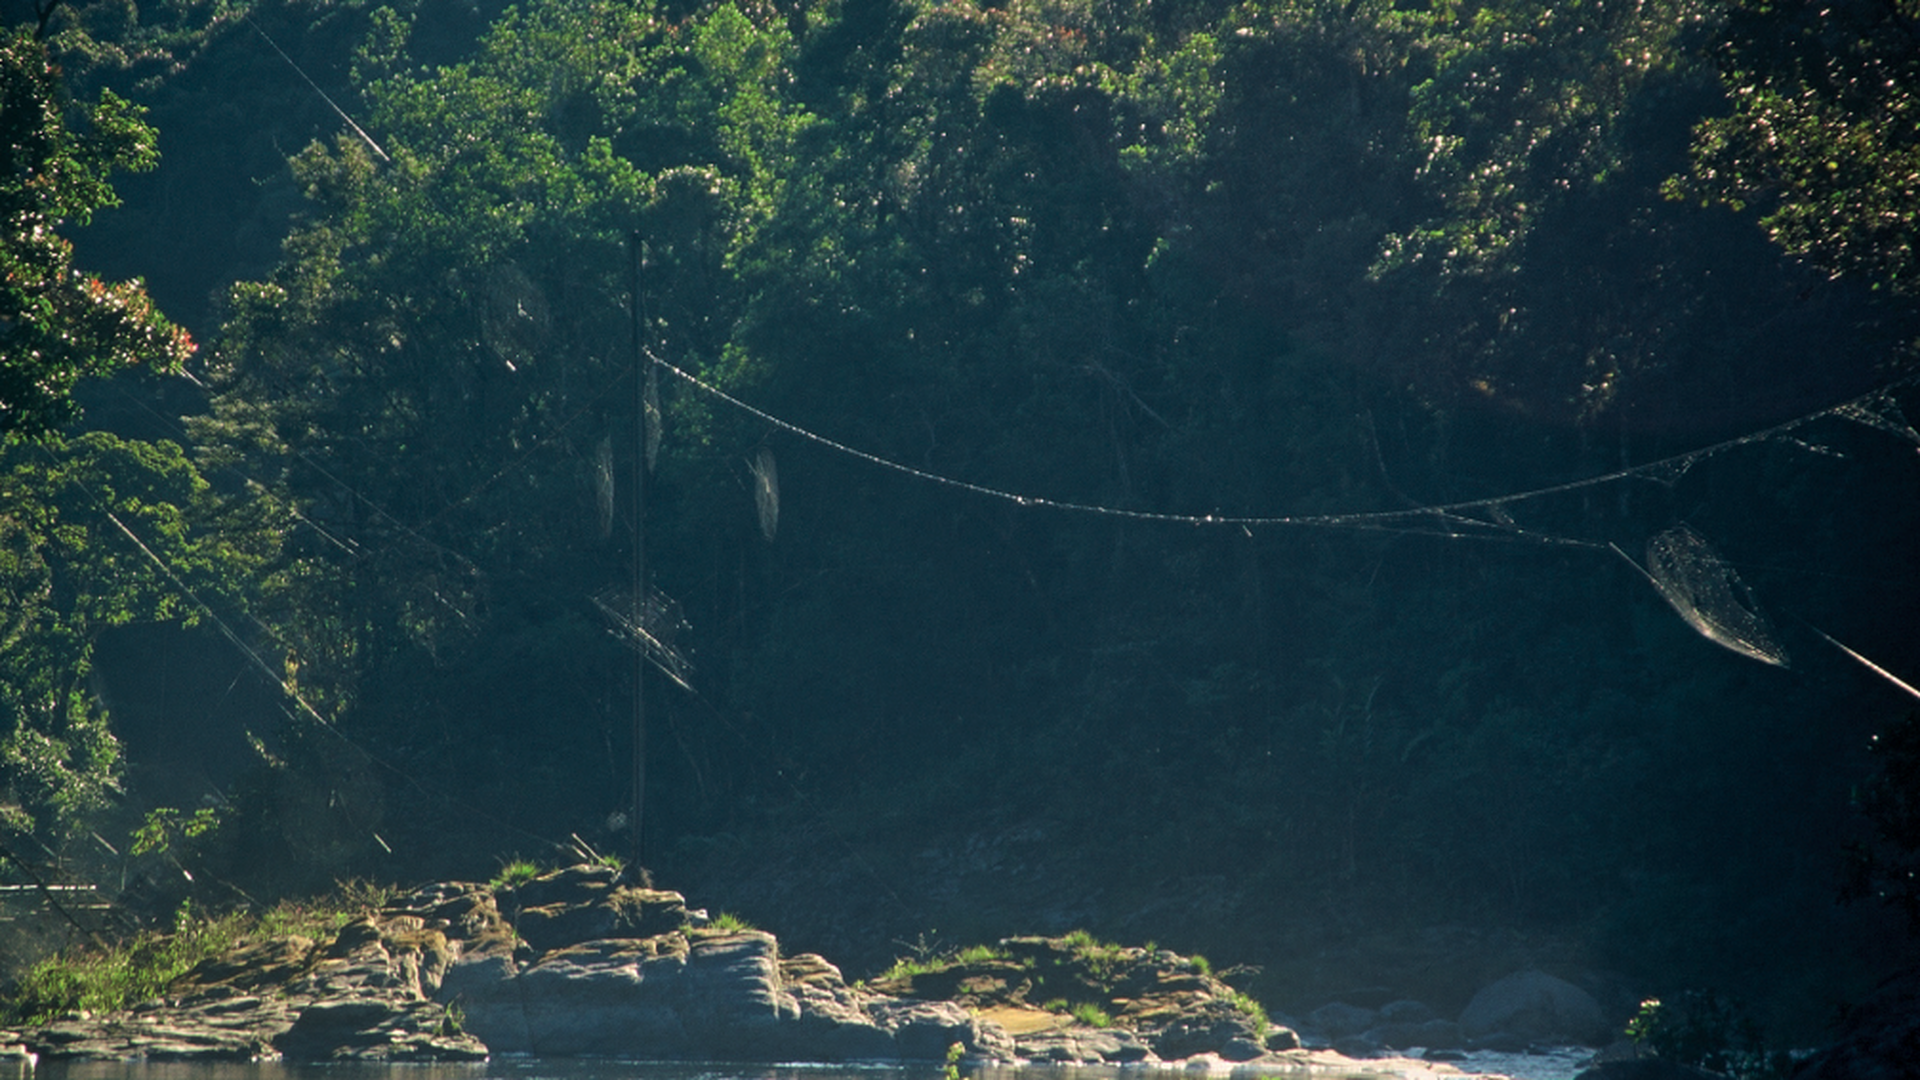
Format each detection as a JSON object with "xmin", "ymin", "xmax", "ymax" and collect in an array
[
  {"xmin": 7, "ymin": 901, "xmax": 231, "ymax": 1023},
  {"xmin": 1060, "ymin": 930, "xmax": 1125, "ymax": 983},
  {"xmin": 1627, "ymin": 991, "xmax": 1790, "ymax": 1080},
  {"xmin": 2, "ymin": 893, "xmax": 360, "ymax": 1025},
  {"xmin": 437, "ymin": 1002, "xmax": 466, "ymax": 1038},
  {"xmin": 880, "ymin": 942, "xmax": 1006, "ymax": 981},
  {"xmin": 0, "ymin": 433, "xmax": 271, "ymax": 842},
  {"xmin": 1059, "ymin": 929, "xmax": 1099, "ymax": 950},
  {"xmin": 880, "ymin": 956, "xmax": 943, "ymax": 981},
  {"xmin": 490, "ymin": 860, "xmax": 542, "ymax": 889},
  {"xmin": 1666, "ymin": 0, "xmax": 1920, "ymax": 294},
  {"xmin": 1069, "ymin": 1002, "xmax": 1113, "ymax": 1028},
  {"xmin": 952, "ymin": 943, "xmax": 1005, "ymax": 965},
  {"xmin": 1380, "ymin": 0, "xmax": 1706, "ymax": 277},
  {"xmin": 1225, "ymin": 990, "xmax": 1269, "ymax": 1031},
  {"xmin": 942, "ymin": 1039, "xmax": 964, "ymax": 1080},
  {"xmin": 188, "ymin": 0, "xmax": 820, "ymax": 870},
  {"xmin": 709, "ymin": 911, "xmax": 756, "ymax": 932},
  {"xmin": 130, "ymin": 806, "xmax": 222, "ymax": 856},
  {"xmin": 0, "ymin": 26, "xmax": 193, "ymax": 442}
]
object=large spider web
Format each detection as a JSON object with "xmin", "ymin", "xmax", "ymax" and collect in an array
[{"xmin": 629, "ymin": 358, "xmax": 1920, "ymax": 690}]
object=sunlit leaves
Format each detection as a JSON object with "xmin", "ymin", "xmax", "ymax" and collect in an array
[
  {"xmin": 130, "ymin": 805, "xmax": 222, "ymax": 857},
  {"xmin": 0, "ymin": 433, "xmax": 273, "ymax": 841},
  {"xmin": 1667, "ymin": 0, "xmax": 1920, "ymax": 295},
  {"xmin": 0, "ymin": 28, "xmax": 194, "ymax": 442},
  {"xmin": 1379, "ymin": 0, "xmax": 1709, "ymax": 277}
]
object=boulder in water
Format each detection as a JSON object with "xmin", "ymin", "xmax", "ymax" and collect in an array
[{"xmin": 1458, "ymin": 969, "xmax": 1608, "ymax": 1046}]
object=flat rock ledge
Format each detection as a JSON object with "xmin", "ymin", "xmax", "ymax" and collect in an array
[{"xmin": 0, "ymin": 865, "xmax": 1461, "ymax": 1075}]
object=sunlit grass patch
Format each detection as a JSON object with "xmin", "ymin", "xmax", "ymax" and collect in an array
[
  {"xmin": 488, "ymin": 859, "xmax": 542, "ymax": 889},
  {"xmin": 879, "ymin": 942, "xmax": 1008, "ymax": 981},
  {"xmin": 3, "ymin": 890, "xmax": 373, "ymax": 1026}
]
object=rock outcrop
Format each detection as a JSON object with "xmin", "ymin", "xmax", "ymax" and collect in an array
[
  {"xmin": 0, "ymin": 864, "xmax": 1280, "ymax": 1067},
  {"xmin": 6, "ymin": 915, "xmax": 487, "ymax": 1062},
  {"xmin": 862, "ymin": 931, "xmax": 1283, "ymax": 1064},
  {"xmin": 408, "ymin": 865, "xmax": 1009, "ymax": 1061}
]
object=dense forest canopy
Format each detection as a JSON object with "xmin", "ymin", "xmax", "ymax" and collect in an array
[{"xmin": 3, "ymin": 0, "xmax": 1919, "ymax": 1044}]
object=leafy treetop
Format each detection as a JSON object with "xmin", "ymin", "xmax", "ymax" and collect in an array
[
  {"xmin": 0, "ymin": 24, "xmax": 193, "ymax": 443},
  {"xmin": 1667, "ymin": 0, "xmax": 1920, "ymax": 296}
]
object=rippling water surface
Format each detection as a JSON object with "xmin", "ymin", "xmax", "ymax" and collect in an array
[{"xmin": 19, "ymin": 1052, "xmax": 1593, "ymax": 1080}]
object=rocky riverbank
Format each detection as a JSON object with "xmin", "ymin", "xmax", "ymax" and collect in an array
[{"xmin": 0, "ymin": 864, "xmax": 1614, "ymax": 1072}]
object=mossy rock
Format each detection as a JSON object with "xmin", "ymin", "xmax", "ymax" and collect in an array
[
  {"xmin": 873, "ymin": 934, "xmax": 1231, "ymax": 1025},
  {"xmin": 870, "ymin": 958, "xmax": 1035, "ymax": 1005}
]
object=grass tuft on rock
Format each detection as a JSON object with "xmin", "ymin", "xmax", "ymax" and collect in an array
[
  {"xmin": 3, "ymin": 888, "xmax": 378, "ymax": 1026},
  {"xmin": 1070, "ymin": 1002, "xmax": 1114, "ymax": 1028},
  {"xmin": 1226, "ymin": 989, "xmax": 1269, "ymax": 1030},
  {"xmin": 488, "ymin": 859, "xmax": 543, "ymax": 889},
  {"xmin": 879, "ymin": 942, "xmax": 1007, "ymax": 981}
]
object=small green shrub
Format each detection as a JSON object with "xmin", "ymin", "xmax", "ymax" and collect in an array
[
  {"xmin": 1226, "ymin": 990, "xmax": 1269, "ymax": 1031},
  {"xmin": 489, "ymin": 859, "xmax": 542, "ymax": 889},
  {"xmin": 880, "ymin": 956, "xmax": 937, "ymax": 980},
  {"xmin": 880, "ymin": 941, "xmax": 1004, "ymax": 980},
  {"xmin": 709, "ymin": 911, "xmax": 756, "ymax": 932},
  {"xmin": 1070, "ymin": 1002, "xmax": 1114, "ymax": 1028},
  {"xmin": 130, "ymin": 806, "xmax": 221, "ymax": 857},
  {"xmin": 437, "ymin": 1002, "xmax": 466, "ymax": 1037},
  {"xmin": 951, "ymin": 944, "xmax": 1006, "ymax": 965},
  {"xmin": 1059, "ymin": 929, "xmax": 1125, "ymax": 982},
  {"xmin": 1189, "ymin": 953, "xmax": 1212, "ymax": 976}
]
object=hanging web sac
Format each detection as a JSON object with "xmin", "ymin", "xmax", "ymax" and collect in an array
[
  {"xmin": 644, "ymin": 362, "xmax": 663, "ymax": 472},
  {"xmin": 594, "ymin": 435, "xmax": 615, "ymax": 539},
  {"xmin": 480, "ymin": 262, "xmax": 550, "ymax": 372},
  {"xmin": 750, "ymin": 447, "xmax": 778, "ymax": 542},
  {"xmin": 1616, "ymin": 525, "xmax": 1790, "ymax": 668},
  {"xmin": 592, "ymin": 586, "xmax": 694, "ymax": 691}
]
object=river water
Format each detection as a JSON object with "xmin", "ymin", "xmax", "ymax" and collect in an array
[{"xmin": 11, "ymin": 1051, "xmax": 1599, "ymax": 1080}]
